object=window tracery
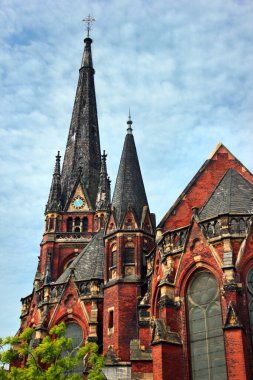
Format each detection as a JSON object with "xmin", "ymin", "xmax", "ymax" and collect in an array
[
  {"xmin": 187, "ymin": 272, "xmax": 227, "ymax": 380},
  {"xmin": 247, "ymin": 267, "xmax": 253, "ymax": 339}
]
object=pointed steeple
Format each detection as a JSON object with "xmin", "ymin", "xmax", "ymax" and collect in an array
[
  {"xmin": 61, "ymin": 35, "xmax": 101, "ymax": 209},
  {"xmin": 46, "ymin": 152, "xmax": 62, "ymax": 213},
  {"xmin": 112, "ymin": 116, "xmax": 148, "ymax": 227},
  {"xmin": 96, "ymin": 150, "xmax": 111, "ymax": 211}
]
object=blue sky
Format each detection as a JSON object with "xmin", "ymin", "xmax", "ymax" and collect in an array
[{"xmin": 0, "ymin": 0, "xmax": 253, "ymax": 337}]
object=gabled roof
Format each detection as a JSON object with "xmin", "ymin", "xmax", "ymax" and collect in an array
[
  {"xmin": 158, "ymin": 143, "xmax": 253, "ymax": 228},
  {"xmin": 56, "ymin": 229, "xmax": 104, "ymax": 283},
  {"xmin": 111, "ymin": 119, "xmax": 148, "ymax": 227},
  {"xmin": 199, "ymin": 168, "xmax": 253, "ymax": 221}
]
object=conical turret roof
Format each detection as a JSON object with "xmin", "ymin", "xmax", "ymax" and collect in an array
[
  {"xmin": 96, "ymin": 151, "xmax": 111, "ymax": 211},
  {"xmin": 112, "ymin": 117, "xmax": 148, "ymax": 227},
  {"xmin": 46, "ymin": 152, "xmax": 62, "ymax": 213}
]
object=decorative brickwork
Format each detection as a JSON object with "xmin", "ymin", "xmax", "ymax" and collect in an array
[{"xmin": 18, "ymin": 33, "xmax": 253, "ymax": 380}]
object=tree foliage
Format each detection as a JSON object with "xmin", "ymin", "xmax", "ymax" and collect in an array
[{"xmin": 0, "ymin": 323, "xmax": 105, "ymax": 380}]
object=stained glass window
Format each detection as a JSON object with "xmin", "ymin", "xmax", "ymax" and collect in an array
[
  {"xmin": 187, "ymin": 272, "xmax": 227, "ymax": 380},
  {"xmin": 64, "ymin": 322, "xmax": 83, "ymax": 375},
  {"xmin": 247, "ymin": 268, "xmax": 253, "ymax": 338}
]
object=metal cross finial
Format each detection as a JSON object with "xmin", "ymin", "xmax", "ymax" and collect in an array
[{"xmin": 82, "ymin": 15, "xmax": 95, "ymax": 38}]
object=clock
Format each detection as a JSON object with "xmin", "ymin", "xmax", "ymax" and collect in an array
[{"xmin": 72, "ymin": 196, "xmax": 85, "ymax": 209}]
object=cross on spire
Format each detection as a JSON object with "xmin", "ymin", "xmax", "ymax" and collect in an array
[{"xmin": 82, "ymin": 15, "xmax": 95, "ymax": 38}]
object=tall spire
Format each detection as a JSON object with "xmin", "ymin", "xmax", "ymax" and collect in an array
[
  {"xmin": 96, "ymin": 150, "xmax": 111, "ymax": 211},
  {"xmin": 46, "ymin": 152, "xmax": 62, "ymax": 213},
  {"xmin": 112, "ymin": 116, "xmax": 148, "ymax": 227},
  {"xmin": 61, "ymin": 31, "xmax": 101, "ymax": 209}
]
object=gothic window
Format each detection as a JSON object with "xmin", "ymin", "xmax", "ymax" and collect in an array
[
  {"xmin": 239, "ymin": 218, "xmax": 246, "ymax": 234},
  {"xmin": 111, "ymin": 245, "xmax": 117, "ymax": 267},
  {"xmin": 64, "ymin": 322, "xmax": 83, "ymax": 375},
  {"xmin": 75, "ymin": 217, "xmax": 80, "ymax": 226},
  {"xmin": 74, "ymin": 217, "xmax": 81, "ymax": 232},
  {"xmin": 214, "ymin": 221, "xmax": 221, "ymax": 236},
  {"xmin": 94, "ymin": 216, "xmax": 98, "ymax": 231},
  {"xmin": 108, "ymin": 309, "xmax": 114, "ymax": 334},
  {"xmin": 230, "ymin": 218, "xmax": 238, "ymax": 234},
  {"xmin": 207, "ymin": 223, "xmax": 214, "ymax": 238},
  {"xmin": 100, "ymin": 214, "xmax": 105, "ymax": 229},
  {"xmin": 173, "ymin": 233, "xmax": 180, "ymax": 248},
  {"xmin": 247, "ymin": 268, "xmax": 253, "ymax": 339},
  {"xmin": 49, "ymin": 218, "xmax": 54, "ymax": 231},
  {"xmin": 56, "ymin": 218, "xmax": 61, "ymax": 232},
  {"xmin": 82, "ymin": 217, "xmax": 88, "ymax": 232},
  {"xmin": 109, "ymin": 310, "xmax": 114, "ymax": 329},
  {"xmin": 67, "ymin": 217, "xmax": 73, "ymax": 232},
  {"xmin": 187, "ymin": 272, "xmax": 227, "ymax": 380},
  {"xmin": 124, "ymin": 242, "xmax": 135, "ymax": 264},
  {"xmin": 143, "ymin": 245, "xmax": 147, "ymax": 266}
]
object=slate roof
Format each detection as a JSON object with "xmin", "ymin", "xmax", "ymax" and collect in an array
[
  {"xmin": 199, "ymin": 168, "xmax": 253, "ymax": 221},
  {"xmin": 60, "ymin": 37, "xmax": 101, "ymax": 210},
  {"xmin": 56, "ymin": 229, "xmax": 104, "ymax": 283},
  {"xmin": 111, "ymin": 121, "xmax": 148, "ymax": 227}
]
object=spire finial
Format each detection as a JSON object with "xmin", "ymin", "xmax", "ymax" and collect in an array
[
  {"xmin": 54, "ymin": 151, "xmax": 61, "ymax": 175},
  {"xmin": 127, "ymin": 109, "xmax": 133, "ymax": 134},
  {"xmin": 56, "ymin": 151, "xmax": 61, "ymax": 161},
  {"xmin": 102, "ymin": 150, "xmax": 107, "ymax": 162},
  {"xmin": 82, "ymin": 15, "xmax": 95, "ymax": 38}
]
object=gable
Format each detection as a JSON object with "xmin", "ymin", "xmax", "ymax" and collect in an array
[
  {"xmin": 67, "ymin": 183, "xmax": 90, "ymax": 212},
  {"xmin": 158, "ymin": 143, "xmax": 253, "ymax": 230}
]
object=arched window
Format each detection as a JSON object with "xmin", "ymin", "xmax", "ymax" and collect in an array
[
  {"xmin": 247, "ymin": 268, "xmax": 253, "ymax": 339},
  {"xmin": 100, "ymin": 214, "xmax": 105, "ymax": 229},
  {"xmin": 230, "ymin": 219, "xmax": 238, "ymax": 234},
  {"xmin": 207, "ymin": 223, "xmax": 214, "ymax": 238},
  {"xmin": 49, "ymin": 218, "xmax": 54, "ymax": 231},
  {"xmin": 67, "ymin": 217, "xmax": 73, "ymax": 232},
  {"xmin": 214, "ymin": 221, "xmax": 221, "ymax": 236},
  {"xmin": 187, "ymin": 272, "xmax": 227, "ymax": 380},
  {"xmin": 64, "ymin": 322, "xmax": 83, "ymax": 375},
  {"xmin": 82, "ymin": 217, "xmax": 88, "ymax": 232},
  {"xmin": 111, "ymin": 245, "xmax": 117, "ymax": 267},
  {"xmin": 75, "ymin": 217, "xmax": 80, "ymax": 226},
  {"xmin": 124, "ymin": 242, "xmax": 135, "ymax": 264},
  {"xmin": 239, "ymin": 219, "xmax": 246, "ymax": 234}
]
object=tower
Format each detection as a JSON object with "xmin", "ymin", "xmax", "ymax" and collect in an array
[
  {"xmin": 17, "ymin": 23, "xmax": 253, "ymax": 380},
  {"xmin": 20, "ymin": 31, "xmax": 110, "ymax": 347},
  {"xmin": 103, "ymin": 116, "xmax": 155, "ymax": 374}
]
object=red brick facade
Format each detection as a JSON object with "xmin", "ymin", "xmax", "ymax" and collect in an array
[{"xmin": 18, "ymin": 35, "xmax": 253, "ymax": 380}]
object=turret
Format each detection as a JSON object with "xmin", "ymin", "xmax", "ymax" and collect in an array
[
  {"xmin": 46, "ymin": 151, "xmax": 62, "ymax": 213},
  {"xmin": 103, "ymin": 116, "xmax": 155, "ymax": 366},
  {"xmin": 95, "ymin": 151, "xmax": 111, "ymax": 230}
]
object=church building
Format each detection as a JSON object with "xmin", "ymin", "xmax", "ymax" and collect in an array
[{"xmin": 19, "ymin": 30, "xmax": 253, "ymax": 380}]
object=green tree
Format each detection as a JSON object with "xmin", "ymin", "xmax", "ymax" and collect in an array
[{"xmin": 0, "ymin": 323, "xmax": 105, "ymax": 380}]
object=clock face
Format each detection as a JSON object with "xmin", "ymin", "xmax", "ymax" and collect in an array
[{"xmin": 72, "ymin": 196, "xmax": 85, "ymax": 209}]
